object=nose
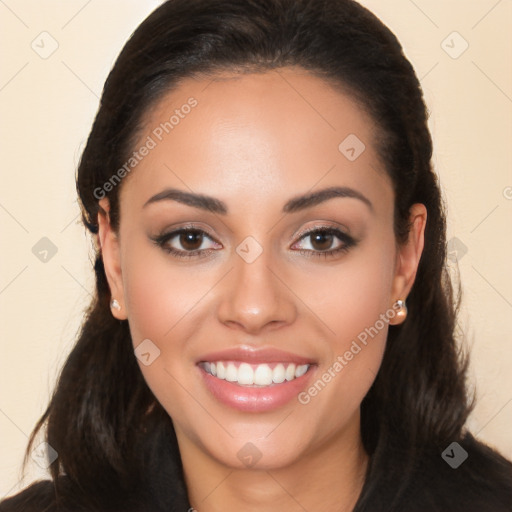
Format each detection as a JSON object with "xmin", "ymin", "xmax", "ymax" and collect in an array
[{"xmin": 215, "ymin": 246, "xmax": 297, "ymax": 335}]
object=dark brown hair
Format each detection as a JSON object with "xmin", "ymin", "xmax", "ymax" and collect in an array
[{"xmin": 2, "ymin": 1, "xmax": 511, "ymax": 511}]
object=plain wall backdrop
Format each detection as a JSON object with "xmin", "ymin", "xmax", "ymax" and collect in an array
[{"xmin": 1, "ymin": 0, "xmax": 511, "ymax": 499}]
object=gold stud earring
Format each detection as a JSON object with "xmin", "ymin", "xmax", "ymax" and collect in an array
[{"xmin": 395, "ymin": 299, "xmax": 408, "ymax": 323}]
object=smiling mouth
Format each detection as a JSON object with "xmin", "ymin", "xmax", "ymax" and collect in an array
[{"xmin": 199, "ymin": 361, "xmax": 311, "ymax": 387}]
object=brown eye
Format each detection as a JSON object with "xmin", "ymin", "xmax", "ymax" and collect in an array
[
  {"xmin": 179, "ymin": 231, "xmax": 204, "ymax": 251},
  {"xmin": 152, "ymin": 227, "xmax": 221, "ymax": 259},
  {"xmin": 309, "ymin": 231, "xmax": 335, "ymax": 251},
  {"xmin": 292, "ymin": 227, "xmax": 357, "ymax": 259}
]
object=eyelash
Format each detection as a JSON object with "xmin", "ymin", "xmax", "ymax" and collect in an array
[{"xmin": 151, "ymin": 225, "xmax": 357, "ymax": 260}]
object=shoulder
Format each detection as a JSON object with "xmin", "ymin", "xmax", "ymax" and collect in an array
[
  {"xmin": 0, "ymin": 477, "xmax": 93, "ymax": 512},
  {"xmin": 404, "ymin": 432, "xmax": 512, "ymax": 511},
  {"xmin": 0, "ymin": 480, "xmax": 57, "ymax": 512},
  {"xmin": 0, "ymin": 477, "xmax": 169, "ymax": 512}
]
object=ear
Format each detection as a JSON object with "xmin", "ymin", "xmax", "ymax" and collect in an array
[
  {"xmin": 97, "ymin": 198, "xmax": 127, "ymax": 320},
  {"xmin": 389, "ymin": 203, "xmax": 427, "ymax": 326}
]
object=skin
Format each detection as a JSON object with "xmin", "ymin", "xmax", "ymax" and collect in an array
[{"xmin": 97, "ymin": 67, "xmax": 426, "ymax": 511}]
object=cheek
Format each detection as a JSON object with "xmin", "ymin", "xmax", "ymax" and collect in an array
[
  {"xmin": 331, "ymin": 255, "xmax": 395, "ymax": 345},
  {"xmin": 119, "ymin": 244, "xmax": 209, "ymax": 425},
  {"xmin": 121, "ymin": 239, "xmax": 214, "ymax": 347},
  {"xmin": 295, "ymin": 235, "xmax": 396, "ymax": 423},
  {"xmin": 296, "ymin": 235, "xmax": 397, "ymax": 352},
  {"xmin": 118, "ymin": 241, "xmax": 206, "ymax": 394}
]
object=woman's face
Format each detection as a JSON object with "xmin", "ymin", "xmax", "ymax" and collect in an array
[{"xmin": 99, "ymin": 67, "xmax": 425, "ymax": 471}]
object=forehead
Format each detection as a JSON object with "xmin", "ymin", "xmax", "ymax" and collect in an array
[{"xmin": 121, "ymin": 68, "xmax": 391, "ymax": 210}]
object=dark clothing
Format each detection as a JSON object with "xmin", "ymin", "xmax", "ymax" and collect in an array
[{"xmin": 1, "ymin": 433, "xmax": 511, "ymax": 511}]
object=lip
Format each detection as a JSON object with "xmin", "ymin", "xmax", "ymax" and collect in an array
[
  {"xmin": 197, "ymin": 346, "xmax": 314, "ymax": 365},
  {"xmin": 197, "ymin": 346, "xmax": 317, "ymax": 412}
]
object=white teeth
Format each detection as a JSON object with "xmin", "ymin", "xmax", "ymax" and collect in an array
[
  {"xmin": 272, "ymin": 363, "xmax": 286, "ymax": 384},
  {"xmin": 225, "ymin": 363, "xmax": 238, "ymax": 382},
  {"xmin": 254, "ymin": 364, "xmax": 273, "ymax": 386},
  {"xmin": 238, "ymin": 363, "xmax": 254, "ymax": 385},
  {"xmin": 285, "ymin": 363, "xmax": 296, "ymax": 381},
  {"xmin": 216, "ymin": 361, "xmax": 226, "ymax": 379},
  {"xmin": 203, "ymin": 361, "xmax": 310, "ymax": 387},
  {"xmin": 295, "ymin": 364, "xmax": 308, "ymax": 378}
]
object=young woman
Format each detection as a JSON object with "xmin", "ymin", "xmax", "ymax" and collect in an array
[{"xmin": 1, "ymin": 0, "xmax": 511, "ymax": 510}]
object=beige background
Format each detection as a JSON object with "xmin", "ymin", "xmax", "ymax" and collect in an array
[{"xmin": 1, "ymin": 0, "xmax": 511, "ymax": 499}]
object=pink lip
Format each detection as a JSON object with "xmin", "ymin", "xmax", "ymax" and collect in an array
[
  {"xmin": 197, "ymin": 346, "xmax": 314, "ymax": 365},
  {"xmin": 196, "ymin": 346, "xmax": 317, "ymax": 413},
  {"xmin": 198, "ymin": 368, "xmax": 316, "ymax": 412}
]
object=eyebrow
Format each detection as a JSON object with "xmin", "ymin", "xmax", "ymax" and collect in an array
[{"xmin": 143, "ymin": 186, "xmax": 373, "ymax": 214}]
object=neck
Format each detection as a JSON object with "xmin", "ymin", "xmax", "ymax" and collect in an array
[{"xmin": 181, "ymin": 412, "xmax": 369, "ymax": 512}]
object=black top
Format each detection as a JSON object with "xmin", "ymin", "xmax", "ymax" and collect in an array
[{"xmin": 1, "ymin": 433, "xmax": 511, "ymax": 511}]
